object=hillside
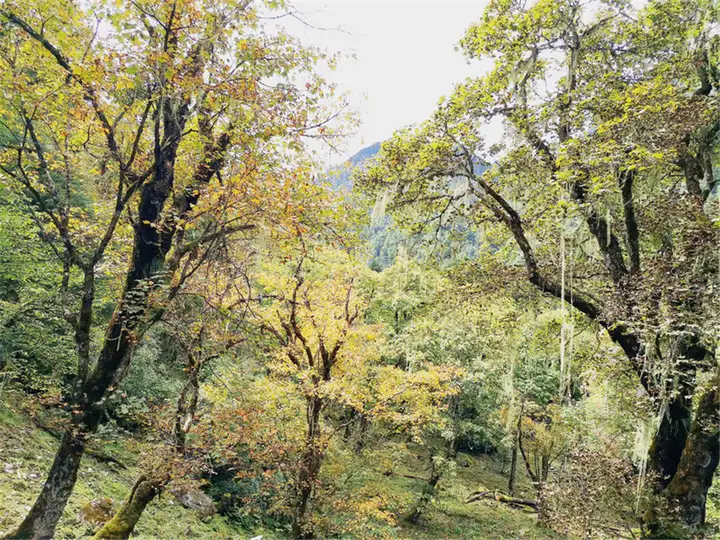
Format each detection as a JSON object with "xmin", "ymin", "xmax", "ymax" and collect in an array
[
  {"xmin": 326, "ymin": 142, "xmax": 382, "ymax": 191},
  {"xmin": 0, "ymin": 392, "xmax": 557, "ymax": 539},
  {"xmin": 1, "ymin": 1, "xmax": 718, "ymax": 538}
]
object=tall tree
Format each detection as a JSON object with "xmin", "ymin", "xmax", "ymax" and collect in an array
[
  {"xmin": 94, "ymin": 253, "xmax": 250, "ymax": 539},
  {"xmin": 253, "ymin": 246, "xmax": 368, "ymax": 538},
  {"xmin": 357, "ymin": 0, "xmax": 719, "ymax": 533},
  {"xmin": 0, "ymin": 0, "xmax": 341, "ymax": 536}
]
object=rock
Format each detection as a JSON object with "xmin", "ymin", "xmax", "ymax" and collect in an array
[
  {"xmin": 169, "ymin": 484, "xmax": 215, "ymax": 520},
  {"xmin": 79, "ymin": 498, "xmax": 115, "ymax": 525}
]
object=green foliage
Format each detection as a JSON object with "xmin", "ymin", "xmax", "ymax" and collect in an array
[
  {"xmin": 0, "ymin": 0, "xmax": 718, "ymax": 538},
  {"xmin": 0, "ymin": 188, "xmax": 75, "ymax": 393},
  {"xmin": 108, "ymin": 331, "xmax": 186, "ymax": 427}
]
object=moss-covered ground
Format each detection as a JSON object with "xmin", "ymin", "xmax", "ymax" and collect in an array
[
  {"xmin": 0, "ymin": 392, "xmax": 561, "ymax": 539},
  {"xmin": 0, "ymin": 392, "xmax": 244, "ymax": 539}
]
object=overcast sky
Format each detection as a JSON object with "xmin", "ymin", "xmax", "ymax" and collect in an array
[{"xmin": 287, "ymin": 1, "xmax": 490, "ymax": 163}]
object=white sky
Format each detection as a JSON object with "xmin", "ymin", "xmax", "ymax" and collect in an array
[{"xmin": 287, "ymin": 1, "xmax": 490, "ymax": 162}]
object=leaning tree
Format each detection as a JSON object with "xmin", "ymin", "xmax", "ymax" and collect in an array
[{"xmin": 357, "ymin": 0, "xmax": 719, "ymax": 533}]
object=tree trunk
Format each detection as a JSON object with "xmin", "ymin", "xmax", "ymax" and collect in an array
[
  {"xmin": 173, "ymin": 354, "xmax": 201, "ymax": 454},
  {"xmin": 292, "ymin": 396, "xmax": 323, "ymax": 539},
  {"xmin": 508, "ymin": 411, "xmax": 521, "ymax": 496},
  {"xmin": 9, "ymin": 428, "xmax": 88, "ymax": 539},
  {"xmin": 407, "ymin": 464, "xmax": 442, "ymax": 524},
  {"xmin": 650, "ymin": 388, "xmax": 719, "ymax": 536},
  {"xmin": 8, "ymin": 95, "xmax": 192, "ymax": 538},
  {"xmin": 92, "ymin": 475, "xmax": 167, "ymax": 540},
  {"xmin": 292, "ymin": 476, "xmax": 317, "ymax": 540},
  {"xmin": 508, "ymin": 433, "xmax": 519, "ymax": 497},
  {"xmin": 650, "ymin": 333, "xmax": 703, "ymax": 489},
  {"xmin": 407, "ymin": 419, "xmax": 458, "ymax": 524},
  {"xmin": 94, "ymin": 349, "xmax": 203, "ymax": 539},
  {"xmin": 353, "ymin": 413, "xmax": 369, "ymax": 454},
  {"xmin": 650, "ymin": 396, "xmax": 693, "ymax": 489}
]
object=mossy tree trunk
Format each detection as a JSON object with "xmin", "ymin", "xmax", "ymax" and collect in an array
[
  {"xmin": 93, "ymin": 349, "xmax": 205, "ymax": 538},
  {"xmin": 92, "ymin": 475, "xmax": 168, "ymax": 540},
  {"xmin": 648, "ymin": 387, "xmax": 719, "ymax": 536},
  {"xmin": 9, "ymin": 425, "xmax": 89, "ymax": 539}
]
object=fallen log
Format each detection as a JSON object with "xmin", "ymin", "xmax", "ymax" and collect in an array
[
  {"xmin": 466, "ymin": 490, "xmax": 538, "ymax": 511},
  {"xmin": 383, "ymin": 470, "xmax": 428, "ymax": 481},
  {"xmin": 466, "ymin": 490, "xmax": 490, "ymax": 503}
]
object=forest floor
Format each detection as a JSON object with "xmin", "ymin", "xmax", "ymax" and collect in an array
[{"xmin": 0, "ymin": 390, "xmax": 556, "ymax": 539}]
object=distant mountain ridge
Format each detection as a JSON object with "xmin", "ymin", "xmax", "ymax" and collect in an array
[
  {"xmin": 327, "ymin": 141, "xmax": 489, "ymax": 191},
  {"xmin": 326, "ymin": 142, "xmax": 382, "ymax": 191},
  {"xmin": 325, "ymin": 142, "xmax": 491, "ymax": 271}
]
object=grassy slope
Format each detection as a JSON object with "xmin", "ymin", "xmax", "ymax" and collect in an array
[
  {"xmin": 0, "ymin": 393, "xmax": 555, "ymax": 539},
  {"xmin": 0, "ymin": 393, "xmax": 243, "ymax": 539},
  {"xmin": 390, "ymin": 450, "xmax": 557, "ymax": 540}
]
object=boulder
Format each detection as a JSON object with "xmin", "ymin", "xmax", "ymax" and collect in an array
[{"xmin": 169, "ymin": 484, "xmax": 215, "ymax": 520}]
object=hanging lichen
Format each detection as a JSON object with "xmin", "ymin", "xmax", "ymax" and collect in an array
[
  {"xmin": 370, "ymin": 188, "xmax": 391, "ymax": 227},
  {"xmin": 632, "ymin": 405, "xmax": 665, "ymax": 512}
]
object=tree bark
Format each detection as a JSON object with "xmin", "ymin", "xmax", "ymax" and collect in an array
[
  {"xmin": 653, "ymin": 387, "xmax": 719, "ymax": 535},
  {"xmin": 173, "ymin": 354, "xmax": 201, "ymax": 454},
  {"xmin": 650, "ymin": 397, "xmax": 693, "ymax": 489},
  {"xmin": 9, "ymin": 428, "xmax": 87, "ymax": 539},
  {"xmin": 292, "ymin": 396, "xmax": 324, "ymax": 539},
  {"xmin": 508, "ymin": 425, "xmax": 519, "ymax": 496},
  {"xmin": 650, "ymin": 331, "xmax": 705, "ymax": 488}
]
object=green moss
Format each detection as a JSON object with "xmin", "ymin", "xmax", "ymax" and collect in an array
[
  {"xmin": 388, "ymin": 453, "xmax": 558, "ymax": 540},
  {"xmin": 0, "ymin": 394, "xmax": 570, "ymax": 539},
  {"xmin": 0, "ymin": 393, "xmax": 248, "ymax": 540}
]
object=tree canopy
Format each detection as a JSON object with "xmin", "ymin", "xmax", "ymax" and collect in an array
[{"xmin": 0, "ymin": 0, "xmax": 718, "ymax": 539}]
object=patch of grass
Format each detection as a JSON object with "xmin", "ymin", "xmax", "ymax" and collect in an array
[
  {"xmin": 1, "ymin": 393, "xmax": 562, "ymax": 539},
  {"xmin": 388, "ymin": 452, "xmax": 558, "ymax": 540},
  {"xmin": 0, "ymin": 392, "xmax": 248, "ymax": 540}
]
